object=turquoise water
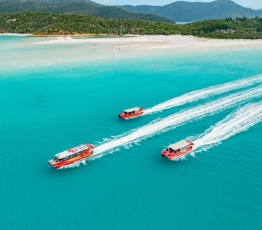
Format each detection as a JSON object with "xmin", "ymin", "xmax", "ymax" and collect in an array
[{"xmin": 0, "ymin": 36, "xmax": 262, "ymax": 229}]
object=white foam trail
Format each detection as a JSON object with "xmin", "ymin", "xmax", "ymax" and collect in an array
[
  {"xmin": 94, "ymin": 86, "xmax": 262, "ymax": 156},
  {"xmin": 143, "ymin": 75, "xmax": 262, "ymax": 115},
  {"xmin": 193, "ymin": 102, "xmax": 262, "ymax": 152}
]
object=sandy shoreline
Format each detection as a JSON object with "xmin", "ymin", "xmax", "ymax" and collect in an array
[
  {"xmin": 0, "ymin": 33, "xmax": 32, "ymax": 36},
  {"xmin": 2, "ymin": 33, "xmax": 262, "ymax": 50},
  {"xmin": 33, "ymin": 35, "xmax": 262, "ymax": 50},
  {"xmin": 2, "ymin": 34, "xmax": 262, "ymax": 71}
]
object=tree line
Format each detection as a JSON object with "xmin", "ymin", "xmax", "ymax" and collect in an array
[{"xmin": 0, "ymin": 12, "xmax": 262, "ymax": 39}]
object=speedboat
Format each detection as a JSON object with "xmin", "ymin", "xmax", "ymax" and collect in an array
[
  {"xmin": 48, "ymin": 144, "xmax": 94, "ymax": 168},
  {"xmin": 118, "ymin": 107, "xmax": 143, "ymax": 120},
  {"xmin": 161, "ymin": 140, "xmax": 194, "ymax": 160}
]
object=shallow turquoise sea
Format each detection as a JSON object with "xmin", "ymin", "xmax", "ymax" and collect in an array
[{"xmin": 0, "ymin": 36, "xmax": 262, "ymax": 230}]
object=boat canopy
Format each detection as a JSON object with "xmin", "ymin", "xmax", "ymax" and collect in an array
[
  {"xmin": 168, "ymin": 140, "xmax": 190, "ymax": 151},
  {"xmin": 55, "ymin": 144, "xmax": 90, "ymax": 159},
  {"xmin": 124, "ymin": 107, "xmax": 141, "ymax": 113}
]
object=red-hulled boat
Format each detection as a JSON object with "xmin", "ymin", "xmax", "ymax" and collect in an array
[
  {"xmin": 118, "ymin": 107, "xmax": 143, "ymax": 120},
  {"xmin": 48, "ymin": 144, "xmax": 94, "ymax": 168},
  {"xmin": 161, "ymin": 140, "xmax": 194, "ymax": 160}
]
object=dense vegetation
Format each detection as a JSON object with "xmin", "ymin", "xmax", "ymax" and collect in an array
[
  {"xmin": 0, "ymin": 0, "xmax": 173, "ymax": 23},
  {"xmin": 119, "ymin": 0, "xmax": 262, "ymax": 22},
  {"xmin": 0, "ymin": 12, "xmax": 262, "ymax": 39}
]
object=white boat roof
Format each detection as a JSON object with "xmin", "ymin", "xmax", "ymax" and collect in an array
[
  {"xmin": 124, "ymin": 107, "xmax": 141, "ymax": 113},
  {"xmin": 168, "ymin": 140, "xmax": 189, "ymax": 150},
  {"xmin": 55, "ymin": 144, "xmax": 89, "ymax": 159}
]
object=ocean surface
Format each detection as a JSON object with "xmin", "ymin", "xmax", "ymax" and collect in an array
[{"xmin": 0, "ymin": 36, "xmax": 262, "ymax": 230}]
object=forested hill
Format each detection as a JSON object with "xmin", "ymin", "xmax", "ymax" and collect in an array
[
  {"xmin": 0, "ymin": 0, "xmax": 173, "ymax": 23},
  {"xmin": 27, "ymin": 0, "xmax": 98, "ymax": 3},
  {"xmin": 119, "ymin": 0, "xmax": 262, "ymax": 22},
  {"xmin": 0, "ymin": 12, "xmax": 262, "ymax": 39}
]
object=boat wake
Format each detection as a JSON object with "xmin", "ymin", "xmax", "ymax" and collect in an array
[
  {"xmin": 143, "ymin": 75, "xmax": 262, "ymax": 115},
  {"xmin": 93, "ymin": 86, "xmax": 262, "ymax": 157},
  {"xmin": 192, "ymin": 102, "xmax": 262, "ymax": 154}
]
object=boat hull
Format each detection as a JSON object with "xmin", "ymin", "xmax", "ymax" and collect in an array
[
  {"xmin": 118, "ymin": 109, "xmax": 143, "ymax": 120},
  {"xmin": 161, "ymin": 143, "xmax": 194, "ymax": 160},
  {"xmin": 49, "ymin": 145, "xmax": 94, "ymax": 169}
]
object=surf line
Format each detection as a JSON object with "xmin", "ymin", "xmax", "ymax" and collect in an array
[
  {"xmin": 93, "ymin": 86, "xmax": 262, "ymax": 157},
  {"xmin": 143, "ymin": 75, "xmax": 262, "ymax": 115},
  {"xmin": 192, "ymin": 102, "xmax": 262, "ymax": 154}
]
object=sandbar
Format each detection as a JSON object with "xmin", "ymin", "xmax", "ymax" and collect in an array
[{"xmin": 34, "ymin": 35, "xmax": 262, "ymax": 50}]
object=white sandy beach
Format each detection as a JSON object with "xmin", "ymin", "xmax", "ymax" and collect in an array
[
  {"xmin": 0, "ymin": 33, "xmax": 32, "ymax": 36},
  {"xmin": 1, "ymin": 34, "xmax": 261, "ymax": 71},
  {"xmin": 34, "ymin": 35, "xmax": 262, "ymax": 50}
]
